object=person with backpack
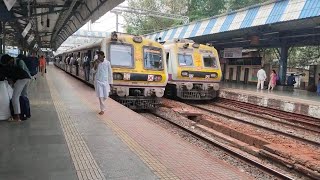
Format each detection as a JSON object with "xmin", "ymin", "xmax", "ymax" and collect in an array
[
  {"xmin": 25, "ymin": 54, "xmax": 39, "ymax": 79},
  {"xmin": 1, "ymin": 54, "xmax": 31, "ymax": 121},
  {"xmin": 16, "ymin": 54, "xmax": 32, "ymax": 97}
]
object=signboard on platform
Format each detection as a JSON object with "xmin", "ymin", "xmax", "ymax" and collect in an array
[
  {"xmin": 22, "ymin": 22, "xmax": 31, "ymax": 38},
  {"xmin": 27, "ymin": 34, "xmax": 34, "ymax": 44},
  {"xmin": 3, "ymin": 0, "xmax": 17, "ymax": 11},
  {"xmin": 223, "ymin": 48, "xmax": 243, "ymax": 58}
]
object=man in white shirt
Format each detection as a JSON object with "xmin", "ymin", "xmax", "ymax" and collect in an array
[
  {"xmin": 257, "ymin": 66, "xmax": 266, "ymax": 90},
  {"xmin": 92, "ymin": 51, "xmax": 113, "ymax": 115}
]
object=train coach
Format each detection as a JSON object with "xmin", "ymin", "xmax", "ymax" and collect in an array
[
  {"xmin": 55, "ymin": 32, "xmax": 168, "ymax": 109},
  {"xmin": 162, "ymin": 39, "xmax": 222, "ymax": 100}
]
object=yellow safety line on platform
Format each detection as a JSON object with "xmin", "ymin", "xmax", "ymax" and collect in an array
[
  {"xmin": 75, "ymin": 92, "xmax": 179, "ymax": 179},
  {"xmin": 46, "ymin": 76, "xmax": 106, "ymax": 180}
]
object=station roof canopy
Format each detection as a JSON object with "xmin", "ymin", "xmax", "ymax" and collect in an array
[
  {"xmin": 145, "ymin": 0, "xmax": 320, "ymax": 49},
  {"xmin": 0, "ymin": 0, "xmax": 124, "ymax": 50}
]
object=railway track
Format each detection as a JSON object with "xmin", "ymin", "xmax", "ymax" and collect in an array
[
  {"xmin": 215, "ymin": 99, "xmax": 320, "ymax": 133},
  {"xmin": 190, "ymin": 102, "xmax": 320, "ymax": 147},
  {"xmin": 144, "ymin": 111, "xmax": 294, "ymax": 180}
]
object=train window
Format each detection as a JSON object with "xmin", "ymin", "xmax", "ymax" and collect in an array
[
  {"xmin": 143, "ymin": 47, "xmax": 163, "ymax": 70},
  {"xmin": 178, "ymin": 53, "xmax": 193, "ymax": 66},
  {"xmin": 110, "ymin": 44, "xmax": 133, "ymax": 67},
  {"xmin": 203, "ymin": 55, "xmax": 218, "ymax": 68}
]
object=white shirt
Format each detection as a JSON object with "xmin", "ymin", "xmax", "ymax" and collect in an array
[
  {"xmin": 257, "ymin": 69, "xmax": 267, "ymax": 81},
  {"xmin": 94, "ymin": 59, "xmax": 113, "ymax": 84}
]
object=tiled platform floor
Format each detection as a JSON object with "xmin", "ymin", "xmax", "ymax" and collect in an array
[{"xmin": 0, "ymin": 66, "xmax": 253, "ymax": 180}]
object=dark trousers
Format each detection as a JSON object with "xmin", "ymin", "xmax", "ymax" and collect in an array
[{"xmin": 84, "ymin": 66, "xmax": 90, "ymax": 81}]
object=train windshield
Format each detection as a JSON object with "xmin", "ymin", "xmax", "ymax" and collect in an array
[
  {"xmin": 110, "ymin": 44, "xmax": 133, "ymax": 67},
  {"xmin": 178, "ymin": 53, "xmax": 193, "ymax": 66},
  {"xmin": 143, "ymin": 47, "xmax": 163, "ymax": 70},
  {"xmin": 203, "ymin": 54, "xmax": 218, "ymax": 68}
]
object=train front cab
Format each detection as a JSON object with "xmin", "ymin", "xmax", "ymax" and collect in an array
[
  {"xmin": 107, "ymin": 33, "xmax": 168, "ymax": 109},
  {"xmin": 164, "ymin": 40, "xmax": 222, "ymax": 100}
]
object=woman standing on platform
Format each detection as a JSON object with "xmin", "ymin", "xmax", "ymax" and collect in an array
[
  {"xmin": 39, "ymin": 55, "xmax": 46, "ymax": 76},
  {"xmin": 268, "ymin": 70, "xmax": 277, "ymax": 91}
]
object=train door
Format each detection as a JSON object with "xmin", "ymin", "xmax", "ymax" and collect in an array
[
  {"xmin": 244, "ymin": 68, "xmax": 249, "ymax": 84},
  {"xmin": 236, "ymin": 66, "xmax": 241, "ymax": 83},
  {"xmin": 229, "ymin": 68, "xmax": 234, "ymax": 82},
  {"xmin": 166, "ymin": 52, "xmax": 170, "ymax": 70}
]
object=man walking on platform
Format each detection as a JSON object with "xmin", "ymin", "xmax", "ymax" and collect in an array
[
  {"xmin": 257, "ymin": 66, "xmax": 266, "ymax": 90},
  {"xmin": 92, "ymin": 51, "xmax": 113, "ymax": 115}
]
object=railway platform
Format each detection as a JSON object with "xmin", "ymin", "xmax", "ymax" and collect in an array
[
  {"xmin": 219, "ymin": 82, "xmax": 320, "ymax": 119},
  {"xmin": 0, "ymin": 66, "xmax": 253, "ymax": 180}
]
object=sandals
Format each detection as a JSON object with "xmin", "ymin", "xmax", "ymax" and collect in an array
[
  {"xmin": 8, "ymin": 117, "xmax": 22, "ymax": 122},
  {"xmin": 98, "ymin": 111, "xmax": 104, "ymax": 115}
]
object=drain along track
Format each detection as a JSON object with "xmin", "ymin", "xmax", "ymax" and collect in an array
[
  {"xmin": 145, "ymin": 111, "xmax": 293, "ymax": 180},
  {"xmin": 189, "ymin": 103, "xmax": 320, "ymax": 147}
]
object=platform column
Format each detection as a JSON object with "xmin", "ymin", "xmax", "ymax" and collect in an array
[
  {"xmin": 0, "ymin": 21, "xmax": 2, "ymax": 54},
  {"xmin": 2, "ymin": 21, "xmax": 5, "ymax": 54},
  {"xmin": 279, "ymin": 46, "xmax": 288, "ymax": 85}
]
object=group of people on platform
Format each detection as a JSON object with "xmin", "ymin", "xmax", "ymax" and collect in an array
[
  {"xmin": 0, "ymin": 53, "xmax": 47, "ymax": 122},
  {"xmin": 256, "ymin": 66, "xmax": 296, "ymax": 91}
]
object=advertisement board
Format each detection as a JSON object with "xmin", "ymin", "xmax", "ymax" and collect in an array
[{"xmin": 223, "ymin": 48, "xmax": 243, "ymax": 58}]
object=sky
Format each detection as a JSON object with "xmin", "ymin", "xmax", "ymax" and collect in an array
[{"xmin": 79, "ymin": 1, "xmax": 127, "ymax": 33}]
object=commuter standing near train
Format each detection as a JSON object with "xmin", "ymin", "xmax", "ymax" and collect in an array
[
  {"xmin": 92, "ymin": 51, "xmax": 113, "ymax": 115},
  {"xmin": 83, "ymin": 51, "xmax": 91, "ymax": 81},
  {"xmin": 39, "ymin": 55, "xmax": 46, "ymax": 76},
  {"xmin": 268, "ymin": 70, "xmax": 277, "ymax": 91},
  {"xmin": 257, "ymin": 66, "xmax": 266, "ymax": 90}
]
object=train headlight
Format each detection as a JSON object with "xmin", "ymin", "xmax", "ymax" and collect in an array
[
  {"xmin": 192, "ymin": 43, "xmax": 200, "ymax": 48},
  {"xmin": 213, "ymin": 83, "xmax": 220, "ymax": 91},
  {"xmin": 185, "ymin": 82, "xmax": 193, "ymax": 90},
  {"xmin": 210, "ymin": 73, "xmax": 218, "ymax": 78},
  {"xmin": 116, "ymin": 87, "xmax": 126, "ymax": 97},
  {"xmin": 113, "ymin": 73, "xmax": 123, "ymax": 80},
  {"xmin": 181, "ymin": 71, "xmax": 189, "ymax": 77},
  {"xmin": 133, "ymin": 36, "xmax": 143, "ymax": 43},
  {"xmin": 183, "ymin": 43, "xmax": 189, "ymax": 49},
  {"xmin": 111, "ymin": 31, "xmax": 118, "ymax": 41},
  {"xmin": 154, "ymin": 75, "xmax": 162, "ymax": 82},
  {"xmin": 155, "ymin": 89, "xmax": 164, "ymax": 97}
]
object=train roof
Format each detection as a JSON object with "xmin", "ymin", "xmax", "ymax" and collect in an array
[{"xmin": 57, "ymin": 33, "xmax": 164, "ymax": 56}]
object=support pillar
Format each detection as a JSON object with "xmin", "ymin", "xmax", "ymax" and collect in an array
[
  {"xmin": 2, "ymin": 21, "xmax": 5, "ymax": 54},
  {"xmin": 115, "ymin": 13, "xmax": 119, "ymax": 32},
  {"xmin": 279, "ymin": 46, "xmax": 289, "ymax": 85},
  {"xmin": 0, "ymin": 21, "xmax": 2, "ymax": 54}
]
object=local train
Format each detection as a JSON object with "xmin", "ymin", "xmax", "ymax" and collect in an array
[
  {"xmin": 55, "ymin": 34, "xmax": 222, "ymax": 109},
  {"xmin": 55, "ymin": 32, "xmax": 168, "ymax": 109},
  {"xmin": 163, "ymin": 39, "xmax": 222, "ymax": 100}
]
